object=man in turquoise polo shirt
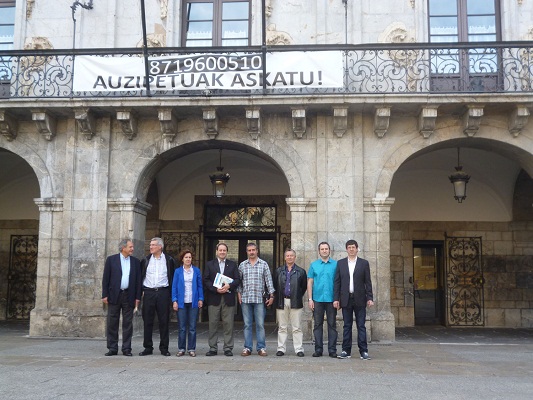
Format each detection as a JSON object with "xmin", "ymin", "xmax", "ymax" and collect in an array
[{"xmin": 307, "ymin": 242, "xmax": 338, "ymax": 358}]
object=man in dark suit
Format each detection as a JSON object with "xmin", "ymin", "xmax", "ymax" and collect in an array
[
  {"xmin": 334, "ymin": 239, "xmax": 374, "ymax": 360},
  {"xmin": 102, "ymin": 239, "xmax": 142, "ymax": 356},
  {"xmin": 139, "ymin": 237, "xmax": 177, "ymax": 357},
  {"xmin": 203, "ymin": 242, "xmax": 240, "ymax": 356}
]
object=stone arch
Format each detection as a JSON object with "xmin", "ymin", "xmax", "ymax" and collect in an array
[
  {"xmin": 132, "ymin": 139, "xmax": 308, "ymax": 202},
  {"xmin": 374, "ymin": 133, "xmax": 533, "ymax": 200},
  {"xmin": 0, "ymin": 141, "xmax": 54, "ymax": 198}
]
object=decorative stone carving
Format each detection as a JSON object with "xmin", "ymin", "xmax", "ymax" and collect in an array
[
  {"xmin": 158, "ymin": 108, "xmax": 178, "ymax": 142},
  {"xmin": 116, "ymin": 109, "xmax": 138, "ymax": 140},
  {"xmin": 26, "ymin": 0, "xmax": 35, "ymax": 19},
  {"xmin": 0, "ymin": 110, "xmax": 18, "ymax": 141},
  {"xmin": 245, "ymin": 107, "xmax": 261, "ymax": 140},
  {"xmin": 203, "ymin": 108, "xmax": 218, "ymax": 139},
  {"xmin": 410, "ymin": 0, "xmax": 415, "ymax": 8},
  {"xmin": 374, "ymin": 107, "xmax": 391, "ymax": 138},
  {"xmin": 266, "ymin": 0, "xmax": 273, "ymax": 18},
  {"xmin": 24, "ymin": 37, "xmax": 53, "ymax": 51},
  {"xmin": 463, "ymin": 105, "xmax": 484, "ymax": 137},
  {"xmin": 266, "ymin": 24, "xmax": 293, "ymax": 45},
  {"xmin": 378, "ymin": 22, "xmax": 415, "ymax": 44},
  {"xmin": 332, "ymin": 106, "xmax": 349, "ymax": 138},
  {"xmin": 136, "ymin": 24, "xmax": 166, "ymax": 47},
  {"xmin": 418, "ymin": 106, "xmax": 438, "ymax": 138},
  {"xmin": 160, "ymin": 0, "xmax": 169, "ymax": 19},
  {"xmin": 291, "ymin": 108, "xmax": 306, "ymax": 139},
  {"xmin": 32, "ymin": 109, "xmax": 57, "ymax": 141},
  {"xmin": 508, "ymin": 105, "xmax": 530, "ymax": 137},
  {"xmin": 34, "ymin": 197, "xmax": 64, "ymax": 212},
  {"xmin": 74, "ymin": 108, "xmax": 96, "ymax": 140}
]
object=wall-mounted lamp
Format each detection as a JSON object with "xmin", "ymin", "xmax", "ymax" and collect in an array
[
  {"xmin": 209, "ymin": 149, "xmax": 230, "ymax": 198},
  {"xmin": 448, "ymin": 147, "xmax": 470, "ymax": 203}
]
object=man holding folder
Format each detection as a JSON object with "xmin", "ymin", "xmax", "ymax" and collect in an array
[{"xmin": 203, "ymin": 242, "xmax": 241, "ymax": 356}]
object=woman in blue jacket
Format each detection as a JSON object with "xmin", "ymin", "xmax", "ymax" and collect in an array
[{"xmin": 172, "ymin": 249, "xmax": 204, "ymax": 357}]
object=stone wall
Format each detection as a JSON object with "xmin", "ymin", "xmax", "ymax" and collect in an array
[{"xmin": 391, "ymin": 221, "xmax": 533, "ymax": 328}]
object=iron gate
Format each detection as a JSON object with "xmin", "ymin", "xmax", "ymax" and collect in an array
[
  {"xmin": 7, "ymin": 235, "xmax": 38, "ymax": 319},
  {"xmin": 445, "ymin": 236, "xmax": 484, "ymax": 326}
]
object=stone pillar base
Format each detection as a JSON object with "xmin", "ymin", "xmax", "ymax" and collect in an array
[
  {"xmin": 368, "ymin": 311, "xmax": 395, "ymax": 343},
  {"xmin": 29, "ymin": 308, "xmax": 106, "ymax": 338}
]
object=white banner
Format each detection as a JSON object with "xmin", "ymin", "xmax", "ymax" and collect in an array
[{"xmin": 73, "ymin": 51, "xmax": 344, "ymax": 92}]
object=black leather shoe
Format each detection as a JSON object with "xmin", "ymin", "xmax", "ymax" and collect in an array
[
  {"xmin": 329, "ymin": 353, "xmax": 338, "ymax": 358},
  {"xmin": 276, "ymin": 351, "xmax": 284, "ymax": 356},
  {"xmin": 312, "ymin": 352, "xmax": 322, "ymax": 357},
  {"xmin": 105, "ymin": 350, "xmax": 118, "ymax": 356},
  {"xmin": 206, "ymin": 350, "xmax": 218, "ymax": 356},
  {"xmin": 297, "ymin": 352, "xmax": 304, "ymax": 357},
  {"xmin": 224, "ymin": 350, "xmax": 233, "ymax": 356},
  {"xmin": 122, "ymin": 351, "xmax": 132, "ymax": 357},
  {"xmin": 161, "ymin": 351, "xmax": 171, "ymax": 356},
  {"xmin": 139, "ymin": 349, "xmax": 153, "ymax": 356}
]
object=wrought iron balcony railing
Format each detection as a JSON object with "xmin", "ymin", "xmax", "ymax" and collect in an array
[{"xmin": 1, "ymin": 42, "xmax": 532, "ymax": 99}]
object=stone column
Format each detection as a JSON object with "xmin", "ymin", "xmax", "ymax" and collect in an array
[
  {"xmin": 285, "ymin": 197, "xmax": 317, "ymax": 341},
  {"xmin": 29, "ymin": 198, "xmax": 64, "ymax": 336},
  {"xmin": 363, "ymin": 197, "xmax": 396, "ymax": 342}
]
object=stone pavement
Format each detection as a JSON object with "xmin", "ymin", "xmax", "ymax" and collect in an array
[{"xmin": 1, "ymin": 321, "xmax": 533, "ymax": 400}]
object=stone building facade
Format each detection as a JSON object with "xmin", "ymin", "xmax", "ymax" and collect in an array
[{"xmin": 0, "ymin": 0, "xmax": 532, "ymax": 340}]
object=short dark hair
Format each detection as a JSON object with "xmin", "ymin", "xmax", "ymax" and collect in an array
[
  {"xmin": 246, "ymin": 242, "xmax": 257, "ymax": 250},
  {"xmin": 318, "ymin": 241, "xmax": 330, "ymax": 250},
  {"xmin": 216, "ymin": 242, "xmax": 228, "ymax": 251},
  {"xmin": 345, "ymin": 239, "xmax": 358, "ymax": 249}
]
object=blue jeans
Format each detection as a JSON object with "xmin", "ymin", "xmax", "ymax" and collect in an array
[
  {"xmin": 341, "ymin": 300, "xmax": 368, "ymax": 355},
  {"xmin": 313, "ymin": 301, "xmax": 338, "ymax": 355},
  {"xmin": 177, "ymin": 303, "xmax": 199, "ymax": 351},
  {"xmin": 241, "ymin": 302, "xmax": 266, "ymax": 351}
]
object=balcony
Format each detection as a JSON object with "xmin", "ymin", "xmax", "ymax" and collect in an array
[{"xmin": 0, "ymin": 42, "xmax": 532, "ymax": 100}]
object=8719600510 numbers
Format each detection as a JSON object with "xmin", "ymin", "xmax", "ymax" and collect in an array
[{"xmin": 149, "ymin": 54, "xmax": 263, "ymax": 75}]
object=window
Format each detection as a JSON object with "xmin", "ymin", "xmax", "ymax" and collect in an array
[
  {"xmin": 182, "ymin": 0, "xmax": 250, "ymax": 47},
  {"xmin": 428, "ymin": 0, "xmax": 501, "ymax": 91},
  {"xmin": 0, "ymin": 1, "xmax": 16, "ymax": 50}
]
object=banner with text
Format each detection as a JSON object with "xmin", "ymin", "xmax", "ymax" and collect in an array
[{"xmin": 73, "ymin": 51, "xmax": 344, "ymax": 92}]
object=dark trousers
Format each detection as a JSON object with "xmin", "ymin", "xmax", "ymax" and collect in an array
[
  {"xmin": 341, "ymin": 297, "xmax": 368, "ymax": 355},
  {"xmin": 142, "ymin": 287, "xmax": 170, "ymax": 352},
  {"xmin": 313, "ymin": 301, "xmax": 337, "ymax": 354},
  {"xmin": 106, "ymin": 290, "xmax": 133, "ymax": 352}
]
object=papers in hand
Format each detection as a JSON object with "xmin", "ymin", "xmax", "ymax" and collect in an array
[{"xmin": 214, "ymin": 272, "xmax": 233, "ymax": 289}]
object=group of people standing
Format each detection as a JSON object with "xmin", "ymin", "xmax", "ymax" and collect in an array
[{"xmin": 101, "ymin": 238, "xmax": 374, "ymax": 361}]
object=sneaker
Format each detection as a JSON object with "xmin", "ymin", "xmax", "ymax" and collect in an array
[
  {"xmin": 241, "ymin": 348, "xmax": 251, "ymax": 356},
  {"xmin": 258, "ymin": 349, "xmax": 268, "ymax": 356},
  {"xmin": 360, "ymin": 352, "xmax": 371, "ymax": 360},
  {"xmin": 276, "ymin": 351, "xmax": 284, "ymax": 356},
  {"xmin": 337, "ymin": 351, "xmax": 351, "ymax": 359}
]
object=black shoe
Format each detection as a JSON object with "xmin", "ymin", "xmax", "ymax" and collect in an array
[
  {"xmin": 276, "ymin": 351, "xmax": 284, "ymax": 356},
  {"xmin": 329, "ymin": 353, "xmax": 338, "ymax": 358},
  {"xmin": 139, "ymin": 349, "xmax": 153, "ymax": 356},
  {"xmin": 122, "ymin": 350, "xmax": 132, "ymax": 356},
  {"xmin": 297, "ymin": 352, "xmax": 304, "ymax": 357},
  {"xmin": 312, "ymin": 352, "xmax": 322, "ymax": 357},
  {"xmin": 206, "ymin": 350, "xmax": 218, "ymax": 356},
  {"xmin": 105, "ymin": 350, "xmax": 118, "ymax": 356},
  {"xmin": 161, "ymin": 351, "xmax": 171, "ymax": 356},
  {"xmin": 224, "ymin": 350, "xmax": 233, "ymax": 357}
]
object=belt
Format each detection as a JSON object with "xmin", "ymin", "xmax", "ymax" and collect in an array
[
  {"xmin": 143, "ymin": 286, "xmax": 168, "ymax": 291},
  {"xmin": 284, "ymin": 296, "xmax": 291, "ymax": 299},
  {"xmin": 120, "ymin": 289, "xmax": 128, "ymax": 292}
]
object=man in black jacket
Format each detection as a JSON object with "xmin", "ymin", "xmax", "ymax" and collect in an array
[
  {"xmin": 203, "ymin": 242, "xmax": 240, "ymax": 357},
  {"xmin": 334, "ymin": 239, "xmax": 374, "ymax": 360},
  {"xmin": 139, "ymin": 237, "xmax": 177, "ymax": 357},
  {"xmin": 273, "ymin": 249, "xmax": 307, "ymax": 357},
  {"xmin": 101, "ymin": 239, "xmax": 142, "ymax": 356}
]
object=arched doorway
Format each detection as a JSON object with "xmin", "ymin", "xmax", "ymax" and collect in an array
[
  {"xmin": 0, "ymin": 148, "xmax": 40, "ymax": 321},
  {"xmin": 138, "ymin": 144, "xmax": 293, "ymax": 321},
  {"xmin": 388, "ymin": 140, "xmax": 533, "ymax": 328}
]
